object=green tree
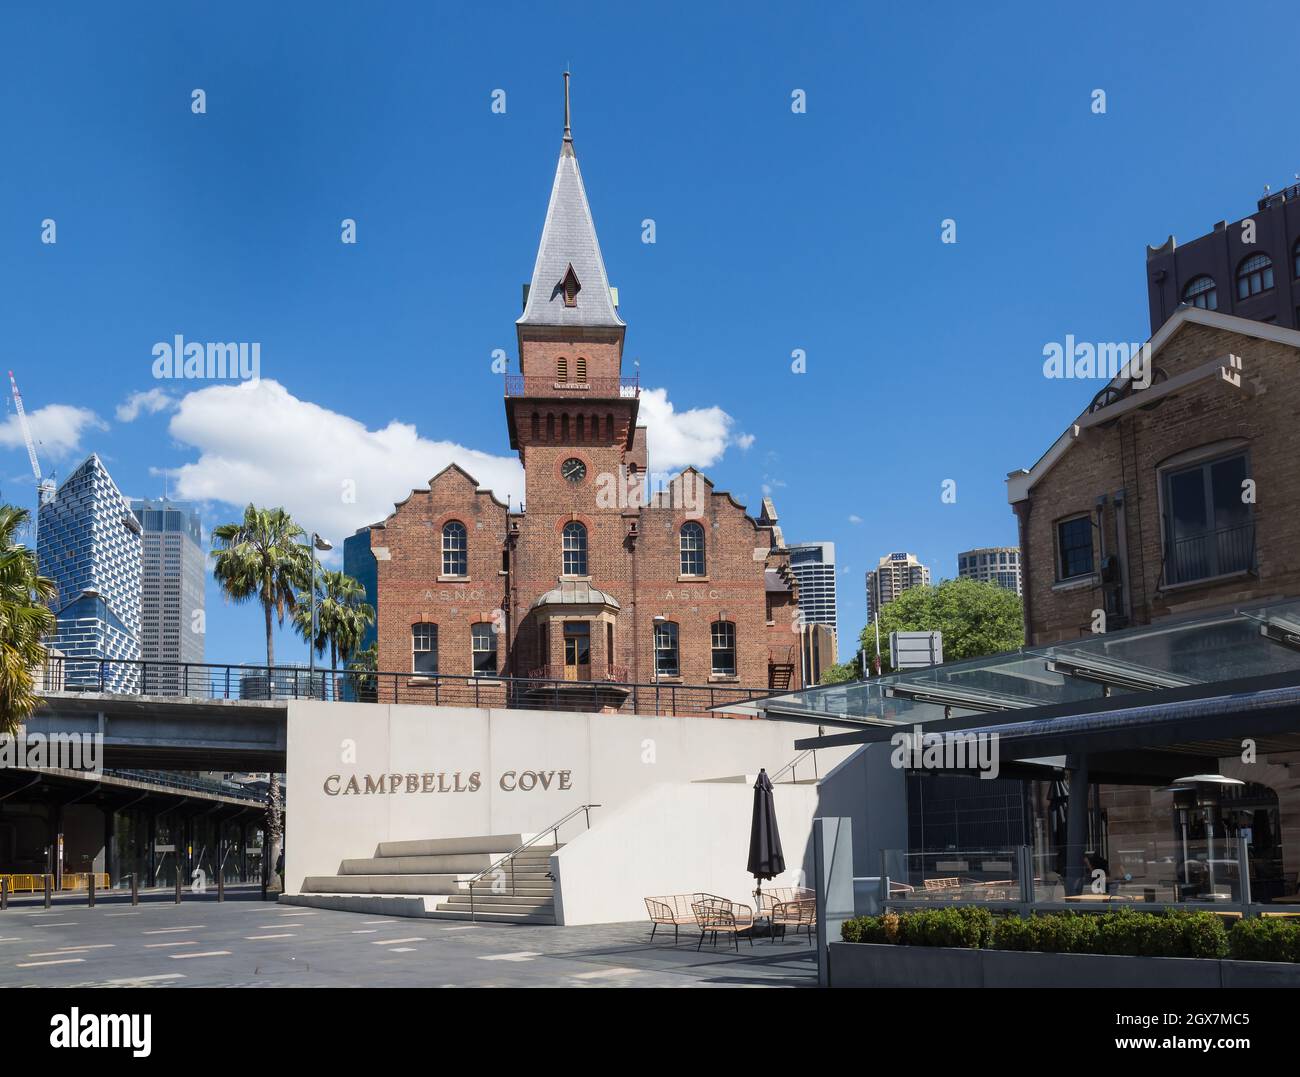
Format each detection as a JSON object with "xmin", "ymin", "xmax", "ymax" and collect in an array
[
  {"xmin": 818, "ymin": 658, "xmax": 863, "ymax": 685},
  {"xmin": 210, "ymin": 504, "xmax": 311, "ymax": 889},
  {"xmin": 293, "ymin": 569, "xmax": 375, "ymax": 673},
  {"xmin": 859, "ymin": 577, "xmax": 1024, "ymax": 676},
  {"xmin": 210, "ymin": 505, "xmax": 311, "ymax": 668},
  {"xmin": 0, "ymin": 506, "xmax": 57, "ymax": 735}
]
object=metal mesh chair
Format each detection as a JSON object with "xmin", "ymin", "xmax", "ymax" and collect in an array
[
  {"xmin": 769, "ymin": 896, "xmax": 817, "ymax": 944},
  {"xmin": 644, "ymin": 892, "xmax": 725, "ymax": 944},
  {"xmin": 691, "ymin": 896, "xmax": 755, "ymax": 952}
]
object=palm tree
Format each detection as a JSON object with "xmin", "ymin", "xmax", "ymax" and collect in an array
[
  {"xmin": 210, "ymin": 505, "xmax": 310, "ymax": 669},
  {"xmin": 210, "ymin": 504, "xmax": 311, "ymax": 890},
  {"xmin": 0, "ymin": 505, "xmax": 57, "ymax": 736},
  {"xmin": 292, "ymin": 569, "xmax": 375, "ymax": 679}
]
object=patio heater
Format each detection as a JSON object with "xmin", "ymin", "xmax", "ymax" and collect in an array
[{"xmin": 1170, "ymin": 775, "xmax": 1245, "ymax": 899}]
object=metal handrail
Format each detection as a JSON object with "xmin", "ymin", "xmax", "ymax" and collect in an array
[
  {"xmin": 38, "ymin": 657, "xmax": 773, "ymax": 717},
  {"xmin": 770, "ymin": 748, "xmax": 818, "ymax": 785},
  {"xmin": 465, "ymin": 804, "xmax": 600, "ymax": 922}
]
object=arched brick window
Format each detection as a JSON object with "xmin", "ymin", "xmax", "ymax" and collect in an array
[
  {"xmin": 1237, "ymin": 253, "xmax": 1274, "ymax": 299},
  {"xmin": 442, "ymin": 521, "xmax": 467, "ymax": 576},
  {"xmin": 710, "ymin": 621, "xmax": 736, "ymax": 676},
  {"xmin": 680, "ymin": 522, "xmax": 706, "ymax": 576},
  {"xmin": 562, "ymin": 521, "xmax": 588, "ymax": 576},
  {"xmin": 1181, "ymin": 275, "xmax": 1216, "ymax": 311},
  {"xmin": 412, "ymin": 623, "xmax": 438, "ymax": 674}
]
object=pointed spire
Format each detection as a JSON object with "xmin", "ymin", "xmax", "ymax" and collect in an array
[
  {"xmin": 562, "ymin": 70, "xmax": 573, "ymax": 153},
  {"xmin": 517, "ymin": 73, "xmax": 623, "ymax": 330}
]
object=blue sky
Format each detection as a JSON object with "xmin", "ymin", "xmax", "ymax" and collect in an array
[{"xmin": 0, "ymin": 1, "xmax": 1296, "ymax": 665}]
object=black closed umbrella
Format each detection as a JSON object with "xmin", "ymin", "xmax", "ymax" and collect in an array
[{"xmin": 747, "ymin": 768, "xmax": 785, "ymax": 913}]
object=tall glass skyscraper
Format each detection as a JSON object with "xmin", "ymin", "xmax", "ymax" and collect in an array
[
  {"xmin": 131, "ymin": 499, "xmax": 205, "ymax": 690},
  {"xmin": 37, "ymin": 454, "xmax": 142, "ymax": 691},
  {"xmin": 788, "ymin": 541, "xmax": 838, "ymax": 632}
]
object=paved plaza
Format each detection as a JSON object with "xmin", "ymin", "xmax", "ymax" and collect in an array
[{"xmin": 0, "ymin": 893, "xmax": 816, "ymax": 988}]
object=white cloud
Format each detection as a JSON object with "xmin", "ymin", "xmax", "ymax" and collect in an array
[
  {"xmin": 0, "ymin": 403, "xmax": 107, "ymax": 462},
  {"xmin": 848, "ymin": 514, "xmax": 863, "ymax": 525},
  {"xmin": 637, "ymin": 387, "xmax": 747, "ymax": 473},
  {"xmin": 116, "ymin": 388, "xmax": 175, "ymax": 423},
  {"xmin": 166, "ymin": 379, "xmax": 525, "ymax": 542}
]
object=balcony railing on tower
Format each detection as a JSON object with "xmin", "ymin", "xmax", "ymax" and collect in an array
[{"xmin": 504, "ymin": 374, "xmax": 639, "ymax": 398}]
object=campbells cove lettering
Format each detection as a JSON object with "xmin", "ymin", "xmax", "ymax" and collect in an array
[
  {"xmin": 499, "ymin": 769, "xmax": 573, "ymax": 792},
  {"xmin": 324, "ymin": 772, "xmax": 482, "ymax": 796}
]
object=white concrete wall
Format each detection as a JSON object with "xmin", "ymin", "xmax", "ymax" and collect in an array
[
  {"xmin": 284, "ymin": 700, "xmax": 843, "ymax": 896},
  {"xmin": 551, "ymin": 781, "xmax": 822, "ymax": 926}
]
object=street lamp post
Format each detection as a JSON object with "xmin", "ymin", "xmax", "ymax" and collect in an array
[{"xmin": 309, "ymin": 533, "xmax": 333, "ymax": 698}]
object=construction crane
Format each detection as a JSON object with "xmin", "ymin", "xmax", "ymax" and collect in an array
[{"xmin": 8, "ymin": 371, "xmax": 55, "ymax": 506}]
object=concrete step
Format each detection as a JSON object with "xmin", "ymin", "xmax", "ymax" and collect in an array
[
  {"xmin": 375, "ymin": 834, "xmax": 529, "ymax": 858},
  {"xmin": 440, "ymin": 893, "xmax": 555, "ymax": 909},
  {"xmin": 281, "ymin": 892, "xmax": 555, "ymax": 924},
  {"xmin": 423, "ymin": 907, "xmax": 556, "ymax": 925},
  {"xmin": 340, "ymin": 854, "xmax": 497, "ymax": 875},
  {"xmin": 302, "ymin": 874, "xmax": 464, "ymax": 896}
]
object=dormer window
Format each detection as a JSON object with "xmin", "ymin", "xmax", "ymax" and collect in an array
[{"xmin": 562, "ymin": 264, "xmax": 581, "ymax": 307}]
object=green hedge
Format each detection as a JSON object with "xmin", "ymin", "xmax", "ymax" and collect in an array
[
  {"xmin": 839, "ymin": 908, "xmax": 1300, "ymax": 961},
  {"xmin": 1228, "ymin": 917, "xmax": 1300, "ymax": 963}
]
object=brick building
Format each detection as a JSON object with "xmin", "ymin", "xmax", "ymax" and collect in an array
[
  {"xmin": 1007, "ymin": 304, "xmax": 1300, "ymax": 890},
  {"xmin": 361, "ymin": 96, "xmax": 801, "ymax": 701},
  {"xmin": 1008, "ymin": 306, "xmax": 1300, "ymax": 644}
]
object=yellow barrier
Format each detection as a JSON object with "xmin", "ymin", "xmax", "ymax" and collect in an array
[
  {"xmin": 0, "ymin": 872, "xmax": 109, "ymax": 894},
  {"xmin": 59, "ymin": 873, "xmax": 110, "ymax": 892}
]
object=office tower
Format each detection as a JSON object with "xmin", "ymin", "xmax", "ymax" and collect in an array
[
  {"xmin": 131, "ymin": 499, "xmax": 205, "ymax": 687},
  {"xmin": 343, "ymin": 526, "xmax": 378, "ymax": 654},
  {"xmin": 866, "ymin": 551, "xmax": 930, "ymax": 623},
  {"xmin": 37, "ymin": 453, "xmax": 141, "ymax": 691},
  {"xmin": 957, "ymin": 546, "xmax": 1022, "ymax": 596},
  {"xmin": 788, "ymin": 542, "xmax": 838, "ymax": 632}
]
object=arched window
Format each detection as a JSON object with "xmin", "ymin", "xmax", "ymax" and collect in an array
[
  {"xmin": 576, "ymin": 414, "xmax": 585, "ymax": 442},
  {"xmin": 576, "ymin": 357, "xmax": 588, "ymax": 383},
  {"xmin": 605, "ymin": 413, "xmax": 614, "ymax": 441},
  {"xmin": 546, "ymin": 414, "xmax": 555, "ymax": 441},
  {"xmin": 442, "ymin": 521, "xmax": 467, "ymax": 576},
  {"xmin": 710, "ymin": 621, "xmax": 736, "ymax": 676},
  {"xmin": 654, "ymin": 620, "xmax": 679, "ymax": 677},
  {"xmin": 471, "ymin": 623, "xmax": 498, "ymax": 677},
  {"xmin": 1237, "ymin": 253, "xmax": 1274, "ymax": 299},
  {"xmin": 1182, "ymin": 275, "xmax": 1217, "ymax": 311},
  {"xmin": 680, "ymin": 521, "xmax": 706, "ymax": 576},
  {"xmin": 561, "ymin": 414, "xmax": 570, "ymax": 441},
  {"xmin": 412, "ymin": 623, "xmax": 438, "ymax": 674},
  {"xmin": 557, "ymin": 356, "xmax": 569, "ymax": 382},
  {"xmin": 562, "ymin": 522, "xmax": 588, "ymax": 576},
  {"xmin": 531, "ymin": 412, "xmax": 540, "ymax": 440}
]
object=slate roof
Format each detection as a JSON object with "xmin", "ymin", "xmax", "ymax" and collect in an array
[{"xmin": 517, "ymin": 137, "xmax": 624, "ymax": 330}]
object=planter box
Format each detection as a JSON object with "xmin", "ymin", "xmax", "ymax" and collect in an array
[{"xmin": 829, "ymin": 942, "xmax": 1300, "ymax": 988}]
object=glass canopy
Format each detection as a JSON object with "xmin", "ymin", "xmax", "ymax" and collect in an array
[{"xmin": 733, "ymin": 600, "xmax": 1300, "ymax": 727}]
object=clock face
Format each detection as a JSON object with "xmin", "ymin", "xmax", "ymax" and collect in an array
[{"xmin": 561, "ymin": 457, "xmax": 587, "ymax": 484}]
